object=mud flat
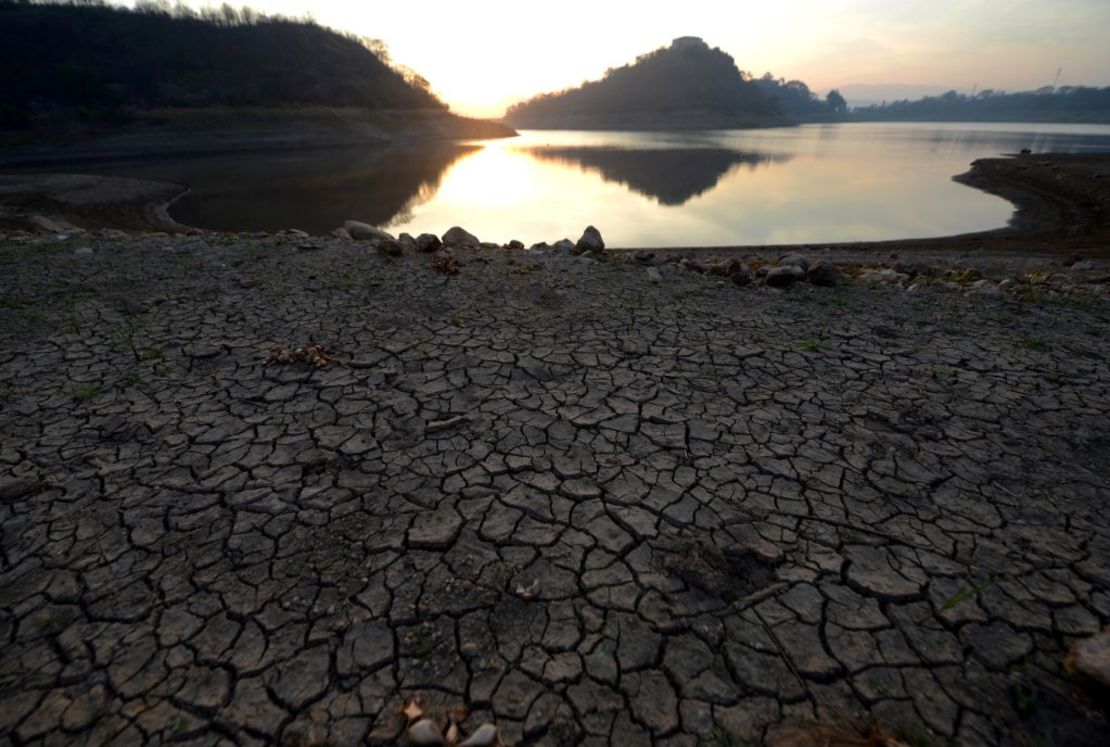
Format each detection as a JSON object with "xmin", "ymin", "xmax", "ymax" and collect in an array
[{"xmin": 0, "ymin": 222, "xmax": 1107, "ymax": 746}]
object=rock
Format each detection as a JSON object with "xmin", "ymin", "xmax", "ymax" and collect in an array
[
  {"xmin": 529, "ymin": 242, "xmax": 551, "ymax": 252},
  {"xmin": 442, "ymin": 226, "xmax": 480, "ymax": 249},
  {"xmin": 778, "ymin": 253, "xmax": 811, "ymax": 272},
  {"xmin": 1069, "ymin": 629, "xmax": 1110, "ymax": 687},
  {"xmin": 480, "ymin": 242, "xmax": 501, "ymax": 250},
  {"xmin": 508, "ymin": 240, "xmax": 524, "ymax": 251},
  {"xmin": 633, "ymin": 250, "xmax": 656, "ymax": 265},
  {"xmin": 343, "ymin": 221, "xmax": 394, "ymax": 242},
  {"xmin": 731, "ymin": 266, "xmax": 752, "ymax": 287},
  {"xmin": 73, "ymin": 246, "xmax": 94, "ymax": 256},
  {"xmin": 765, "ymin": 265, "xmax": 805, "ymax": 288},
  {"xmin": 857, "ymin": 268, "xmax": 910, "ymax": 286},
  {"xmin": 378, "ymin": 239, "xmax": 404, "ymax": 257},
  {"xmin": 646, "ymin": 267, "xmax": 662, "ymax": 283},
  {"xmin": 397, "ymin": 233, "xmax": 418, "ymax": 253},
  {"xmin": 574, "ymin": 226, "xmax": 605, "ymax": 255},
  {"xmin": 969, "ymin": 280, "xmax": 1005, "ymax": 297},
  {"xmin": 415, "ymin": 233, "xmax": 442, "ymax": 253},
  {"xmin": 27, "ymin": 215, "xmax": 79, "ymax": 233},
  {"xmin": 552, "ymin": 239, "xmax": 576, "ymax": 253},
  {"xmin": 330, "ymin": 227, "xmax": 353, "ymax": 241},
  {"xmin": 806, "ymin": 260, "xmax": 845, "ymax": 287},
  {"xmin": 1070, "ymin": 260, "xmax": 1096, "ymax": 272},
  {"xmin": 706, "ymin": 258, "xmax": 744, "ymax": 277},
  {"xmin": 678, "ymin": 258, "xmax": 703, "ymax": 273}
]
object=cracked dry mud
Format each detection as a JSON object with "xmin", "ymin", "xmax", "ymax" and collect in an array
[{"xmin": 1, "ymin": 233, "xmax": 1108, "ymax": 746}]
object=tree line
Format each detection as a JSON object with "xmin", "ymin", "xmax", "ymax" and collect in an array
[{"xmin": 0, "ymin": 0, "xmax": 444, "ymax": 129}]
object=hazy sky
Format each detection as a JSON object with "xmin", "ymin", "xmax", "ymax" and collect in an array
[{"xmin": 124, "ymin": 0, "xmax": 1110, "ymax": 116}]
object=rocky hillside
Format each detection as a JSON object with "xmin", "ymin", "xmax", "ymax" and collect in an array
[{"xmin": 504, "ymin": 37, "xmax": 788, "ymax": 130}]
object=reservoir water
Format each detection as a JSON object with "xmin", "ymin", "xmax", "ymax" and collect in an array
[{"xmin": 38, "ymin": 122, "xmax": 1110, "ymax": 246}]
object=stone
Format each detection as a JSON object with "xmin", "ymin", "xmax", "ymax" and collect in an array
[
  {"xmin": 1069, "ymin": 629, "xmax": 1110, "ymax": 686},
  {"xmin": 806, "ymin": 260, "xmax": 845, "ymax": 287},
  {"xmin": 508, "ymin": 240, "xmax": 525, "ymax": 250},
  {"xmin": 442, "ymin": 226, "xmax": 480, "ymax": 248},
  {"xmin": 397, "ymin": 233, "xmax": 418, "ymax": 253},
  {"xmin": 646, "ymin": 267, "xmax": 663, "ymax": 283},
  {"xmin": 765, "ymin": 265, "xmax": 805, "ymax": 288},
  {"xmin": 343, "ymin": 221, "xmax": 394, "ymax": 242},
  {"xmin": 416, "ymin": 233, "xmax": 443, "ymax": 252},
  {"xmin": 553, "ymin": 239, "xmax": 576, "ymax": 253},
  {"xmin": 575, "ymin": 226, "xmax": 605, "ymax": 255},
  {"xmin": 378, "ymin": 239, "xmax": 404, "ymax": 257},
  {"xmin": 731, "ymin": 263, "xmax": 752, "ymax": 286},
  {"xmin": 73, "ymin": 246, "xmax": 94, "ymax": 256},
  {"xmin": 778, "ymin": 254, "xmax": 811, "ymax": 272},
  {"xmin": 857, "ymin": 268, "xmax": 909, "ymax": 286}
]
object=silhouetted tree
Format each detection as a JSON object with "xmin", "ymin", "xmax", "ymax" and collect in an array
[{"xmin": 826, "ymin": 89, "xmax": 848, "ymax": 114}]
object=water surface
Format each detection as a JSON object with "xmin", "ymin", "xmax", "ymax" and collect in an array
[{"xmin": 26, "ymin": 122, "xmax": 1110, "ymax": 246}]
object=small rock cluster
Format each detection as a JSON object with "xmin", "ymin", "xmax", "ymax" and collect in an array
[{"xmin": 335, "ymin": 221, "xmax": 607, "ymax": 260}]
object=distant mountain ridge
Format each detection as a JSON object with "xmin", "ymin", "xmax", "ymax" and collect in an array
[{"xmin": 504, "ymin": 37, "xmax": 791, "ymax": 130}]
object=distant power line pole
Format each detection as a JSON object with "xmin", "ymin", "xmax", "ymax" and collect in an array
[{"xmin": 1052, "ymin": 67, "xmax": 1062, "ymax": 90}]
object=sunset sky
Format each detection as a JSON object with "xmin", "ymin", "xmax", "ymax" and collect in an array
[{"xmin": 125, "ymin": 0, "xmax": 1110, "ymax": 117}]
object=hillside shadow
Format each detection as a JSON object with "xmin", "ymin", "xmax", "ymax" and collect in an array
[{"xmin": 526, "ymin": 146, "xmax": 793, "ymax": 205}]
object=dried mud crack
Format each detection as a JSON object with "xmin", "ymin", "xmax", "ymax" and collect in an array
[{"xmin": 1, "ymin": 232, "xmax": 1109, "ymax": 746}]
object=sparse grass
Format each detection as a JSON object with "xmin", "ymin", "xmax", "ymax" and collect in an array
[
  {"xmin": 117, "ymin": 315, "xmax": 144, "ymax": 362},
  {"xmin": 937, "ymin": 583, "xmax": 988, "ymax": 612},
  {"xmin": 799, "ymin": 339, "xmax": 819, "ymax": 352},
  {"xmin": 1021, "ymin": 336, "xmax": 1046, "ymax": 350},
  {"xmin": 450, "ymin": 313, "xmax": 461, "ymax": 327},
  {"xmin": 1010, "ymin": 679, "xmax": 1037, "ymax": 717},
  {"xmin": 73, "ymin": 385, "xmax": 101, "ymax": 403},
  {"xmin": 138, "ymin": 346, "xmax": 165, "ymax": 361}
]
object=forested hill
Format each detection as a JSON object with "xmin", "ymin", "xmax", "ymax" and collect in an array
[
  {"xmin": 0, "ymin": 0, "xmax": 445, "ymax": 129},
  {"xmin": 850, "ymin": 87, "xmax": 1110, "ymax": 124},
  {"xmin": 504, "ymin": 37, "xmax": 790, "ymax": 130}
]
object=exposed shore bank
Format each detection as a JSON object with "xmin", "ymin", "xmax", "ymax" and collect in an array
[{"xmin": 1, "ymin": 152, "xmax": 1108, "ymax": 261}]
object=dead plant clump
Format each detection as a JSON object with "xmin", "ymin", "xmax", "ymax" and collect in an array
[{"xmin": 266, "ymin": 343, "xmax": 338, "ymax": 367}]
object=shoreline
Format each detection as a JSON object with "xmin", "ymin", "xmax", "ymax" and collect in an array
[{"xmin": 1, "ymin": 151, "xmax": 1108, "ymax": 259}]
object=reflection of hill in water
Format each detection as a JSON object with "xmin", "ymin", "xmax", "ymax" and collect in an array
[
  {"xmin": 170, "ymin": 145, "xmax": 477, "ymax": 233},
  {"xmin": 35, "ymin": 145, "xmax": 477, "ymax": 233},
  {"xmin": 527, "ymin": 147, "xmax": 792, "ymax": 205}
]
